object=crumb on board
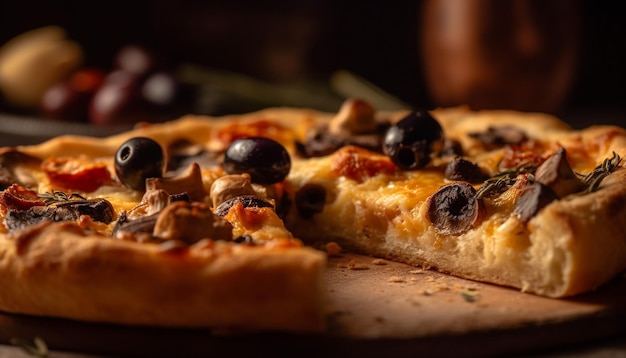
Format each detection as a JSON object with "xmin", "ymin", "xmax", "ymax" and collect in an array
[
  {"xmin": 337, "ymin": 259, "xmax": 370, "ymax": 270},
  {"xmin": 324, "ymin": 241, "xmax": 343, "ymax": 256},
  {"xmin": 372, "ymin": 258, "xmax": 387, "ymax": 265},
  {"xmin": 387, "ymin": 276, "xmax": 405, "ymax": 283}
]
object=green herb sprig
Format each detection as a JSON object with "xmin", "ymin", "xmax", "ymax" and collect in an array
[
  {"xmin": 38, "ymin": 191, "xmax": 86, "ymax": 205},
  {"xmin": 579, "ymin": 152, "xmax": 622, "ymax": 194},
  {"xmin": 475, "ymin": 165, "xmax": 536, "ymax": 199}
]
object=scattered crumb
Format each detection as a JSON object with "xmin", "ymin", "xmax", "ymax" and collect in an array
[
  {"xmin": 409, "ymin": 269, "xmax": 425, "ymax": 274},
  {"xmin": 426, "ymin": 277, "xmax": 435, "ymax": 282},
  {"xmin": 387, "ymin": 276, "xmax": 405, "ymax": 283},
  {"xmin": 345, "ymin": 259, "xmax": 369, "ymax": 270},
  {"xmin": 371, "ymin": 258, "xmax": 388, "ymax": 265},
  {"xmin": 422, "ymin": 289, "xmax": 436, "ymax": 296},
  {"xmin": 324, "ymin": 242, "xmax": 343, "ymax": 256},
  {"xmin": 453, "ymin": 283, "xmax": 479, "ymax": 291},
  {"xmin": 433, "ymin": 283, "xmax": 450, "ymax": 291}
]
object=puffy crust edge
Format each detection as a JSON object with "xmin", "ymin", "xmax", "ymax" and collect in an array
[
  {"xmin": 0, "ymin": 221, "xmax": 327, "ymax": 332},
  {"xmin": 527, "ymin": 167, "xmax": 626, "ymax": 297}
]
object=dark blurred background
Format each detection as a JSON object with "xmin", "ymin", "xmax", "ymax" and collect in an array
[{"xmin": 0, "ymin": 0, "xmax": 625, "ymax": 129}]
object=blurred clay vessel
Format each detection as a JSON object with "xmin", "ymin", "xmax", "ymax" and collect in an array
[{"xmin": 420, "ymin": 0, "xmax": 580, "ymax": 114}]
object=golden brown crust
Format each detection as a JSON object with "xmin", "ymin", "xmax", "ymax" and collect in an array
[{"xmin": 0, "ymin": 221, "xmax": 326, "ymax": 332}]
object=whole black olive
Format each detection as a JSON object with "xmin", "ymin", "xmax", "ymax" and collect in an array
[
  {"xmin": 383, "ymin": 111, "xmax": 443, "ymax": 170},
  {"xmin": 115, "ymin": 137, "xmax": 164, "ymax": 191},
  {"xmin": 223, "ymin": 137, "xmax": 291, "ymax": 185}
]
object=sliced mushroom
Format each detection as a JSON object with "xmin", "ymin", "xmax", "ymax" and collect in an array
[
  {"xmin": 115, "ymin": 189, "xmax": 191, "ymax": 239},
  {"xmin": 426, "ymin": 182, "xmax": 484, "ymax": 235},
  {"xmin": 296, "ymin": 99, "xmax": 389, "ymax": 158},
  {"xmin": 444, "ymin": 157, "xmax": 489, "ymax": 183},
  {"xmin": 534, "ymin": 147, "xmax": 584, "ymax": 198},
  {"xmin": 153, "ymin": 201, "xmax": 233, "ymax": 244},
  {"xmin": 127, "ymin": 189, "xmax": 180, "ymax": 219},
  {"xmin": 329, "ymin": 98, "xmax": 378, "ymax": 136},
  {"xmin": 4, "ymin": 196, "xmax": 115, "ymax": 232},
  {"xmin": 146, "ymin": 162, "xmax": 206, "ymax": 202},
  {"xmin": 59, "ymin": 198, "xmax": 115, "ymax": 224},
  {"xmin": 0, "ymin": 149, "xmax": 42, "ymax": 190},
  {"xmin": 209, "ymin": 173, "xmax": 256, "ymax": 208},
  {"xmin": 514, "ymin": 181, "xmax": 559, "ymax": 224},
  {"xmin": 5, "ymin": 206, "xmax": 77, "ymax": 232},
  {"xmin": 112, "ymin": 211, "xmax": 160, "ymax": 240}
]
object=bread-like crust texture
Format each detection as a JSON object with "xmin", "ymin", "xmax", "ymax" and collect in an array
[
  {"xmin": 0, "ymin": 221, "xmax": 326, "ymax": 332},
  {"xmin": 281, "ymin": 106, "xmax": 626, "ymax": 297}
]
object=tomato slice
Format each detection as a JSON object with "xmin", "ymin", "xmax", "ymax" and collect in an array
[{"xmin": 43, "ymin": 157, "xmax": 112, "ymax": 192}]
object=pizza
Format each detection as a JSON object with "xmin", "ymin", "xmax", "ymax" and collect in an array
[{"xmin": 1, "ymin": 98, "xmax": 626, "ymax": 333}]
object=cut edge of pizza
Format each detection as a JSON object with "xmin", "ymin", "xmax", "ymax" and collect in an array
[{"xmin": 283, "ymin": 102, "xmax": 626, "ymax": 298}]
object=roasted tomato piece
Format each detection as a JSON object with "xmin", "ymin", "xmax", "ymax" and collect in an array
[
  {"xmin": 0, "ymin": 184, "xmax": 45, "ymax": 214},
  {"xmin": 43, "ymin": 156, "xmax": 112, "ymax": 192},
  {"xmin": 215, "ymin": 120, "xmax": 293, "ymax": 149},
  {"xmin": 330, "ymin": 145, "xmax": 397, "ymax": 182}
]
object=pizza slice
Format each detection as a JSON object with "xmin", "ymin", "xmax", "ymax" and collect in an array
[
  {"xmin": 0, "ymin": 98, "xmax": 625, "ymax": 334},
  {"xmin": 283, "ymin": 101, "xmax": 626, "ymax": 298},
  {"xmin": 0, "ymin": 133, "xmax": 327, "ymax": 332}
]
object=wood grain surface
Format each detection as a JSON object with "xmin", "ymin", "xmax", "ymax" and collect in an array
[{"xmin": 0, "ymin": 252, "xmax": 625, "ymax": 357}]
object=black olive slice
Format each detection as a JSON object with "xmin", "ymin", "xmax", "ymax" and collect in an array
[
  {"xmin": 295, "ymin": 183, "xmax": 327, "ymax": 219},
  {"xmin": 427, "ymin": 182, "xmax": 483, "ymax": 235},
  {"xmin": 514, "ymin": 181, "xmax": 559, "ymax": 224},
  {"xmin": 444, "ymin": 157, "xmax": 489, "ymax": 183},
  {"xmin": 213, "ymin": 195, "xmax": 274, "ymax": 217},
  {"xmin": 0, "ymin": 150, "xmax": 43, "ymax": 190}
]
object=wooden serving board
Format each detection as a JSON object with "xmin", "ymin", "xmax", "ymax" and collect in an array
[{"xmin": 1, "ymin": 253, "xmax": 625, "ymax": 357}]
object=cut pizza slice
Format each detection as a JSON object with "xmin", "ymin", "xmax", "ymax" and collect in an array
[{"xmin": 282, "ymin": 102, "xmax": 626, "ymax": 298}]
